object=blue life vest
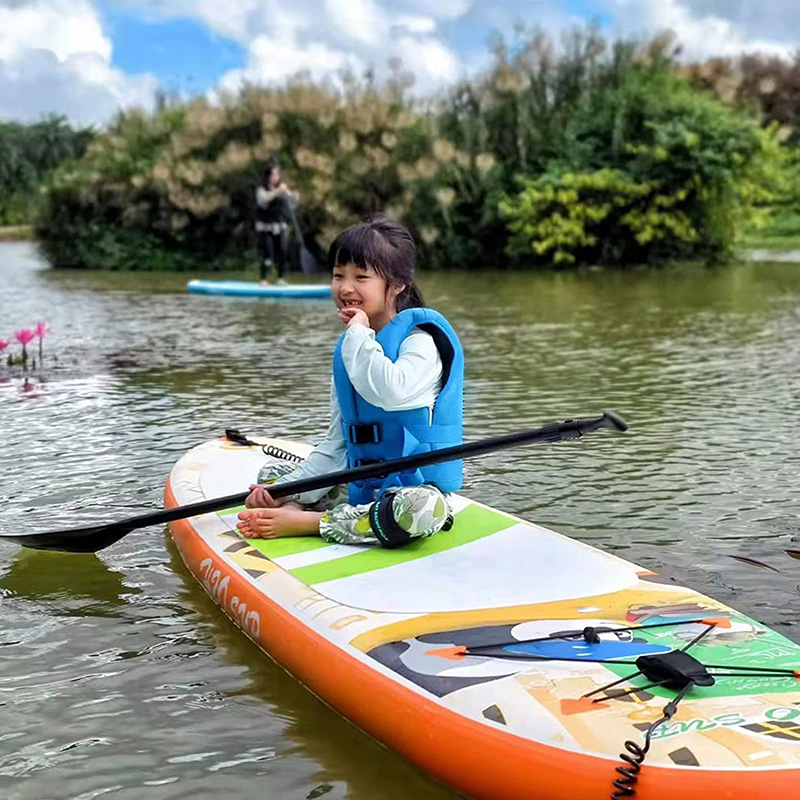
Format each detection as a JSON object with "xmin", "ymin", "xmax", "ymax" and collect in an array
[{"xmin": 333, "ymin": 307, "xmax": 464, "ymax": 505}]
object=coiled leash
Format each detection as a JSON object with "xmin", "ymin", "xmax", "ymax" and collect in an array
[
  {"xmin": 604, "ymin": 623, "xmax": 717, "ymax": 799},
  {"xmin": 224, "ymin": 428, "xmax": 304, "ymax": 463},
  {"xmin": 609, "ymin": 678, "xmax": 695, "ymax": 798}
]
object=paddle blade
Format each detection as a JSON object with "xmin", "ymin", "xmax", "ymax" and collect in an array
[
  {"xmin": 0, "ymin": 523, "xmax": 133, "ymax": 554},
  {"xmin": 300, "ymin": 245, "xmax": 320, "ymax": 274}
]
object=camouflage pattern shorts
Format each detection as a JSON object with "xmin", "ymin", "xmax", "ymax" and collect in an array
[{"xmin": 256, "ymin": 459, "xmax": 451, "ymax": 546}]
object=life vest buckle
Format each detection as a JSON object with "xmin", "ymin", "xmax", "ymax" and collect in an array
[{"xmin": 348, "ymin": 423, "xmax": 381, "ymax": 444}]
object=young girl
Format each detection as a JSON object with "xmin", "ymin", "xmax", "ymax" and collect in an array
[{"xmin": 237, "ymin": 216, "xmax": 464, "ymax": 547}]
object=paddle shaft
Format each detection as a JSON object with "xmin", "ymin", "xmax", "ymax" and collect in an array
[
  {"xmin": 1, "ymin": 411, "xmax": 626, "ymax": 552},
  {"xmin": 93, "ymin": 411, "xmax": 627, "ymax": 528},
  {"xmin": 288, "ymin": 205, "xmax": 319, "ymax": 274}
]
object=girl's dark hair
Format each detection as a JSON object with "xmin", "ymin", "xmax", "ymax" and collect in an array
[{"xmin": 328, "ymin": 216, "xmax": 425, "ymax": 310}]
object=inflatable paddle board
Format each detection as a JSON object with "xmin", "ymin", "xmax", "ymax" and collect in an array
[
  {"xmin": 187, "ymin": 279, "xmax": 331, "ymax": 298},
  {"xmin": 166, "ymin": 436, "xmax": 800, "ymax": 800}
]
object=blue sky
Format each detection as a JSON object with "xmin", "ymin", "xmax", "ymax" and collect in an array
[
  {"xmin": 104, "ymin": 10, "xmax": 245, "ymax": 96},
  {"xmin": 0, "ymin": 0, "xmax": 798, "ymax": 125},
  {"xmin": 101, "ymin": 0, "xmax": 614, "ymax": 94}
]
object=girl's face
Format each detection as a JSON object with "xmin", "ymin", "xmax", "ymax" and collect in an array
[
  {"xmin": 268, "ymin": 168, "xmax": 281, "ymax": 187},
  {"xmin": 332, "ymin": 262, "xmax": 404, "ymax": 328}
]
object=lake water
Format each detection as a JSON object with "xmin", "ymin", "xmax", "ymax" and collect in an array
[{"xmin": 1, "ymin": 242, "xmax": 799, "ymax": 799}]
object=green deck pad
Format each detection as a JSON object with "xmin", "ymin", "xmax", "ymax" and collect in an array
[
  {"xmin": 289, "ymin": 503, "xmax": 515, "ymax": 586},
  {"xmin": 217, "ymin": 505, "xmax": 247, "ymax": 516},
  {"xmin": 249, "ymin": 535, "xmax": 333, "ymax": 559},
  {"xmin": 215, "ymin": 505, "xmax": 334, "ymax": 558}
]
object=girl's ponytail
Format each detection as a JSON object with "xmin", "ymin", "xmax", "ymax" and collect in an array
[{"xmin": 397, "ymin": 281, "xmax": 425, "ymax": 310}]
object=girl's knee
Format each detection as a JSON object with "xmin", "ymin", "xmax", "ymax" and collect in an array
[{"xmin": 390, "ymin": 485, "xmax": 450, "ymax": 535}]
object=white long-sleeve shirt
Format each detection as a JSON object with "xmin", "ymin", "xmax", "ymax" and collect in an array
[{"xmin": 276, "ymin": 323, "xmax": 443, "ymax": 504}]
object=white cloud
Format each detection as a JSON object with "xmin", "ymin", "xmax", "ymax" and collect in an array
[
  {"xmin": 217, "ymin": 33, "xmax": 364, "ymax": 92},
  {"xmin": 395, "ymin": 35, "xmax": 460, "ymax": 90},
  {"xmin": 0, "ymin": 0, "xmax": 109, "ymax": 61},
  {"xmin": 399, "ymin": 0, "xmax": 471, "ymax": 21},
  {"xmin": 0, "ymin": 0, "xmax": 156, "ymax": 125},
  {"xmin": 218, "ymin": 0, "xmax": 463, "ymax": 95},
  {"xmin": 8, "ymin": 0, "xmax": 800, "ymax": 126},
  {"xmin": 109, "ymin": 0, "xmax": 466, "ymax": 96},
  {"xmin": 393, "ymin": 14, "xmax": 436, "ymax": 35},
  {"xmin": 0, "ymin": 48, "xmax": 156, "ymax": 126},
  {"xmin": 606, "ymin": 0, "xmax": 794, "ymax": 59},
  {"xmin": 324, "ymin": 0, "xmax": 387, "ymax": 48},
  {"xmin": 678, "ymin": 0, "xmax": 800, "ymax": 49},
  {"xmin": 111, "ymin": 0, "xmax": 314, "ymax": 44}
]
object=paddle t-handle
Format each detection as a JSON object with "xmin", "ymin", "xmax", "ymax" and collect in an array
[{"xmin": 0, "ymin": 411, "xmax": 628, "ymax": 553}]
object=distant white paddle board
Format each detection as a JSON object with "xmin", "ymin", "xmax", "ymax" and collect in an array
[{"xmin": 187, "ymin": 279, "xmax": 331, "ymax": 298}]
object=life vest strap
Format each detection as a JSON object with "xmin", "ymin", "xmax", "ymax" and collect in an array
[{"xmin": 406, "ymin": 423, "xmax": 462, "ymax": 443}]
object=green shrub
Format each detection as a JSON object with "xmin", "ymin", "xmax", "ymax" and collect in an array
[
  {"xmin": 500, "ymin": 169, "xmax": 697, "ymax": 264},
  {"xmin": 0, "ymin": 116, "xmax": 92, "ymax": 225},
  {"xmin": 499, "ymin": 49, "xmax": 784, "ymax": 265}
]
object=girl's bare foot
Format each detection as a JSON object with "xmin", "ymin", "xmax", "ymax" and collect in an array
[{"xmin": 237, "ymin": 507, "xmax": 322, "ymax": 539}]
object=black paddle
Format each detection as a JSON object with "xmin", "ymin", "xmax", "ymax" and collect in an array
[
  {"xmin": 288, "ymin": 205, "xmax": 319, "ymax": 275},
  {"xmin": 0, "ymin": 411, "xmax": 627, "ymax": 554}
]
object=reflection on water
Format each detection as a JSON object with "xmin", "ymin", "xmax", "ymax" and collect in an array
[
  {"xmin": 1, "ymin": 242, "xmax": 800, "ymax": 798},
  {"xmin": 0, "ymin": 549, "xmax": 135, "ymax": 617}
]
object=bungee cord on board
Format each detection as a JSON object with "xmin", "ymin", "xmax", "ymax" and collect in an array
[{"xmin": 448, "ymin": 617, "xmax": 799, "ymax": 799}]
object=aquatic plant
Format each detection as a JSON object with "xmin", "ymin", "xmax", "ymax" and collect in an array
[
  {"xmin": 14, "ymin": 328, "xmax": 34, "ymax": 364},
  {"xmin": 34, "ymin": 321, "xmax": 46, "ymax": 361}
]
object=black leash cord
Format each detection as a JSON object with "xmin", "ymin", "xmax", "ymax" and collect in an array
[
  {"xmin": 611, "ymin": 682, "xmax": 694, "ymax": 799},
  {"xmin": 261, "ymin": 443, "xmax": 304, "ymax": 463},
  {"xmin": 224, "ymin": 429, "xmax": 304, "ymax": 464}
]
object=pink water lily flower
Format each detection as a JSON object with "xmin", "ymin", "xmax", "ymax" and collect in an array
[
  {"xmin": 15, "ymin": 328, "xmax": 35, "ymax": 364},
  {"xmin": 0, "ymin": 338, "xmax": 8, "ymax": 351}
]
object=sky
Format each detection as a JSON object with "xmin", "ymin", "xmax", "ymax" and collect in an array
[{"xmin": 0, "ymin": 0, "xmax": 799, "ymax": 127}]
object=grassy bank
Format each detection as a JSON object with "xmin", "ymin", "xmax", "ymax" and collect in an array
[
  {"xmin": 742, "ymin": 208, "xmax": 800, "ymax": 251},
  {"xmin": 0, "ymin": 225, "xmax": 33, "ymax": 242}
]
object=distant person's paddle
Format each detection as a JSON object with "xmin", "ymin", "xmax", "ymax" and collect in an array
[
  {"xmin": 288, "ymin": 205, "xmax": 320, "ymax": 275},
  {"xmin": 0, "ymin": 411, "xmax": 628, "ymax": 554}
]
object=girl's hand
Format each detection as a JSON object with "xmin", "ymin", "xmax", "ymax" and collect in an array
[
  {"xmin": 245, "ymin": 484, "xmax": 284, "ymax": 508},
  {"xmin": 339, "ymin": 307, "xmax": 370, "ymax": 329}
]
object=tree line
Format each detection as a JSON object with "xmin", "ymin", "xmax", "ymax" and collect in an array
[{"xmin": 9, "ymin": 29, "xmax": 800, "ymax": 269}]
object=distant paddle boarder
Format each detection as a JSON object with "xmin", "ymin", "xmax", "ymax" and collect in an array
[{"xmin": 255, "ymin": 160, "xmax": 298, "ymax": 285}]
